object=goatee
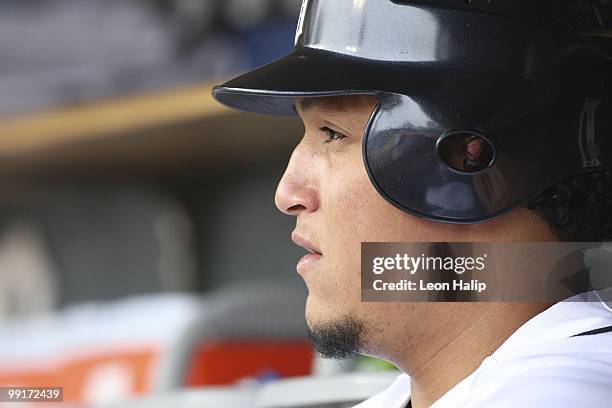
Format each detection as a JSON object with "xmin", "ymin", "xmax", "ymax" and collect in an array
[{"xmin": 305, "ymin": 315, "xmax": 366, "ymax": 359}]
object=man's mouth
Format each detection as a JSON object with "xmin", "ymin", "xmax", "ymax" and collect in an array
[
  {"xmin": 292, "ymin": 231, "xmax": 323, "ymax": 275},
  {"xmin": 291, "ymin": 231, "xmax": 322, "ymax": 256}
]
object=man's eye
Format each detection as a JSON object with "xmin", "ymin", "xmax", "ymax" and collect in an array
[{"xmin": 321, "ymin": 126, "xmax": 347, "ymax": 143}]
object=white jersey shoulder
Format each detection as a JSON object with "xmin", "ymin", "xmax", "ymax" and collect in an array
[
  {"xmin": 352, "ymin": 373, "xmax": 410, "ymax": 408},
  {"xmin": 354, "ymin": 291, "xmax": 612, "ymax": 408}
]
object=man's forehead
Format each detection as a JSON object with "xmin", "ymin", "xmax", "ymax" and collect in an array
[{"xmin": 295, "ymin": 95, "xmax": 377, "ymax": 115}]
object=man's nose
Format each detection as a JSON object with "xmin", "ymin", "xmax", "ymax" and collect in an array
[{"xmin": 274, "ymin": 145, "xmax": 319, "ymax": 216}]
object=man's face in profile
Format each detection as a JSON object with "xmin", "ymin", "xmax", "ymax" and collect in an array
[{"xmin": 274, "ymin": 95, "xmax": 558, "ymax": 361}]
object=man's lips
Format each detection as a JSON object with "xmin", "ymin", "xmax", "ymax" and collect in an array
[
  {"xmin": 291, "ymin": 231, "xmax": 322, "ymax": 256},
  {"xmin": 292, "ymin": 231, "xmax": 323, "ymax": 275}
]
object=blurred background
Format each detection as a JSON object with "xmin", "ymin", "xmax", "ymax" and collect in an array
[{"xmin": 0, "ymin": 1, "xmax": 397, "ymax": 407}]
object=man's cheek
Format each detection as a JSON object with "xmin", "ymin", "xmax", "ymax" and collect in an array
[
  {"xmin": 326, "ymin": 170, "xmax": 374, "ymax": 218},
  {"xmin": 325, "ymin": 257, "xmax": 362, "ymax": 308},
  {"xmin": 323, "ymin": 239, "xmax": 361, "ymax": 283}
]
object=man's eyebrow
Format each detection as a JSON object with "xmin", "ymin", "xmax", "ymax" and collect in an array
[
  {"xmin": 296, "ymin": 98, "xmax": 318, "ymax": 113},
  {"xmin": 296, "ymin": 97, "xmax": 343, "ymax": 114}
]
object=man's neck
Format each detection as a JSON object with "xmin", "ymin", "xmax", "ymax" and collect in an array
[{"xmin": 402, "ymin": 302, "xmax": 553, "ymax": 408}]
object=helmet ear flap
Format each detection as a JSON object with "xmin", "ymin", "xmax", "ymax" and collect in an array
[
  {"xmin": 436, "ymin": 132, "xmax": 496, "ymax": 174},
  {"xmin": 363, "ymin": 93, "xmax": 491, "ymax": 224},
  {"xmin": 362, "ymin": 74, "xmax": 612, "ymax": 224}
]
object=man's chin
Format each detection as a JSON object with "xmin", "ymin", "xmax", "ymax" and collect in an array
[{"xmin": 304, "ymin": 314, "xmax": 366, "ymax": 360}]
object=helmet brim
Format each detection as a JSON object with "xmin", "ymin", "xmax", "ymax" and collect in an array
[{"xmin": 212, "ymin": 46, "xmax": 446, "ymax": 116}]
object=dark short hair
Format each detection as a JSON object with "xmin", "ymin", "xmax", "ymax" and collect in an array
[{"xmin": 525, "ymin": 170, "xmax": 612, "ymax": 241}]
